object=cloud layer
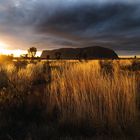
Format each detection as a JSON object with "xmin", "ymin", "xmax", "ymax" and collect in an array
[{"xmin": 0, "ymin": 0, "xmax": 140, "ymax": 52}]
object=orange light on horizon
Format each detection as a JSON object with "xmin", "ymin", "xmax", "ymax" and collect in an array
[
  {"xmin": 0, "ymin": 42, "xmax": 22, "ymax": 57},
  {"xmin": 0, "ymin": 49, "xmax": 41, "ymax": 57},
  {"xmin": 0, "ymin": 41, "xmax": 41, "ymax": 57}
]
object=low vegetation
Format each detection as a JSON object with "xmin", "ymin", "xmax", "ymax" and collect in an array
[{"xmin": 0, "ymin": 59, "xmax": 140, "ymax": 139}]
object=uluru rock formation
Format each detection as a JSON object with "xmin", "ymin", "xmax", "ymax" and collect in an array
[{"xmin": 41, "ymin": 46, "xmax": 118, "ymax": 59}]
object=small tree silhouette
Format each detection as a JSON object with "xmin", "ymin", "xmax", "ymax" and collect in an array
[
  {"xmin": 20, "ymin": 54, "xmax": 28, "ymax": 59},
  {"xmin": 28, "ymin": 47, "xmax": 37, "ymax": 58}
]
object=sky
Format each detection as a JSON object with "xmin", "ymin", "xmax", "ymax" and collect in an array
[{"xmin": 0, "ymin": 0, "xmax": 140, "ymax": 56}]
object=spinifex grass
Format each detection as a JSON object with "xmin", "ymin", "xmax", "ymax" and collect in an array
[
  {"xmin": 48, "ymin": 61, "xmax": 137, "ymax": 134},
  {"xmin": 0, "ymin": 60, "xmax": 139, "ymax": 138}
]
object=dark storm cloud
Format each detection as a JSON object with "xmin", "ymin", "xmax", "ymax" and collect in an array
[
  {"xmin": 36, "ymin": 2, "xmax": 140, "ymax": 50},
  {"xmin": 0, "ymin": 0, "xmax": 140, "ymax": 51},
  {"xmin": 37, "ymin": 3, "xmax": 139, "ymax": 33}
]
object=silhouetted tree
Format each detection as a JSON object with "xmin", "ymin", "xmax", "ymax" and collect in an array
[
  {"xmin": 28, "ymin": 47, "xmax": 37, "ymax": 58},
  {"xmin": 20, "ymin": 54, "xmax": 28, "ymax": 59}
]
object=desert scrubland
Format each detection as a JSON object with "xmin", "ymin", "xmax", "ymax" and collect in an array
[{"xmin": 0, "ymin": 59, "xmax": 140, "ymax": 139}]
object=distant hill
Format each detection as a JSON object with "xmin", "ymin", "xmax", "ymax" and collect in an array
[{"xmin": 41, "ymin": 46, "xmax": 118, "ymax": 59}]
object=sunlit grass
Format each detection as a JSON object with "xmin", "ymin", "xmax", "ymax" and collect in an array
[
  {"xmin": 0, "ymin": 59, "xmax": 139, "ymax": 139},
  {"xmin": 49, "ymin": 61, "xmax": 137, "ymax": 133}
]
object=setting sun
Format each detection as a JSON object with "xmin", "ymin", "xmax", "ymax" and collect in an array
[
  {"xmin": 0, "ymin": 41, "xmax": 9, "ymax": 54},
  {"xmin": 0, "ymin": 42, "xmax": 25, "ymax": 57},
  {"xmin": 0, "ymin": 41, "xmax": 41, "ymax": 57},
  {"xmin": 0, "ymin": 41, "xmax": 7, "ymax": 49}
]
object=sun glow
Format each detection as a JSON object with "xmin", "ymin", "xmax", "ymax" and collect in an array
[
  {"xmin": 0, "ymin": 42, "xmax": 26, "ymax": 57},
  {"xmin": 0, "ymin": 41, "xmax": 41, "ymax": 57},
  {"xmin": 0, "ymin": 42, "xmax": 9, "ymax": 54}
]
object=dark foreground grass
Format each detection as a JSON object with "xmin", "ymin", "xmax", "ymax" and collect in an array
[{"xmin": 0, "ymin": 60, "xmax": 140, "ymax": 140}]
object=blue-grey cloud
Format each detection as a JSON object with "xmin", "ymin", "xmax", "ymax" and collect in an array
[
  {"xmin": 0, "ymin": 0, "xmax": 140, "ymax": 53},
  {"xmin": 36, "ymin": 2, "xmax": 140, "ymax": 50}
]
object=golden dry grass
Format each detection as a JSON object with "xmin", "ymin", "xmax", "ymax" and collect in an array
[
  {"xmin": 48, "ymin": 61, "xmax": 137, "ymax": 132},
  {"xmin": 0, "ymin": 59, "xmax": 139, "ymax": 139}
]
